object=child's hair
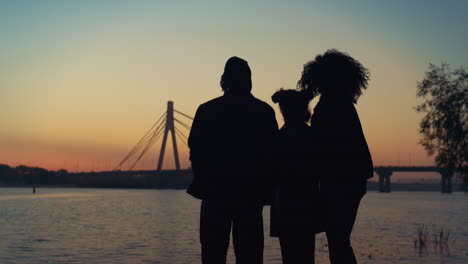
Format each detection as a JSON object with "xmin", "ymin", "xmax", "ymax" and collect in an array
[
  {"xmin": 297, "ymin": 49, "xmax": 370, "ymax": 104},
  {"xmin": 272, "ymin": 89, "xmax": 311, "ymax": 123}
]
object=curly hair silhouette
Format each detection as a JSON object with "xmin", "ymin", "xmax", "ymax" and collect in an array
[{"xmin": 297, "ymin": 49, "xmax": 369, "ymax": 104}]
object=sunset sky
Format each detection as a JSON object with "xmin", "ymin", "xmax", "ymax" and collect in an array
[{"xmin": 1, "ymin": 0, "xmax": 467, "ymax": 172}]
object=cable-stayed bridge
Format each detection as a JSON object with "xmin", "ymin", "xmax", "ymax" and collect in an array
[
  {"xmin": 114, "ymin": 101, "xmax": 456, "ymax": 193},
  {"xmin": 114, "ymin": 101, "xmax": 192, "ymax": 171}
]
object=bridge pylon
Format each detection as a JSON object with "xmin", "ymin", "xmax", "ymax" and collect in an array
[
  {"xmin": 376, "ymin": 169, "xmax": 392, "ymax": 193},
  {"xmin": 157, "ymin": 101, "xmax": 180, "ymax": 171},
  {"xmin": 114, "ymin": 100, "xmax": 193, "ymax": 171}
]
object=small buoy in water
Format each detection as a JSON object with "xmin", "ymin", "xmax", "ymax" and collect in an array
[{"xmin": 33, "ymin": 186, "xmax": 36, "ymax": 194}]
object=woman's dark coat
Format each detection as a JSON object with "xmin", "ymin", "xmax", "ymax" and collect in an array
[
  {"xmin": 310, "ymin": 99, "xmax": 374, "ymax": 194},
  {"xmin": 270, "ymin": 122, "xmax": 323, "ymax": 237}
]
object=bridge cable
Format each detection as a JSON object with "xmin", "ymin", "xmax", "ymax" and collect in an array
[
  {"xmin": 175, "ymin": 132, "xmax": 188, "ymax": 147},
  {"xmin": 118, "ymin": 117, "xmax": 166, "ymax": 170},
  {"xmin": 174, "ymin": 109, "xmax": 194, "ymax": 120},
  {"xmin": 114, "ymin": 113, "xmax": 166, "ymax": 170},
  {"xmin": 128, "ymin": 121, "xmax": 167, "ymax": 169},
  {"xmin": 129, "ymin": 122, "xmax": 166, "ymax": 170},
  {"xmin": 174, "ymin": 127, "xmax": 189, "ymax": 146},
  {"xmin": 114, "ymin": 115, "xmax": 165, "ymax": 170},
  {"xmin": 174, "ymin": 118, "xmax": 192, "ymax": 130},
  {"xmin": 174, "ymin": 126, "xmax": 188, "ymax": 141}
]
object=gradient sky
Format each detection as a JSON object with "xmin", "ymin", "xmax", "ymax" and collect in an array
[{"xmin": 1, "ymin": 0, "xmax": 467, "ymax": 172}]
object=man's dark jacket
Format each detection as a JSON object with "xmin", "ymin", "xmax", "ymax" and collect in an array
[{"xmin": 187, "ymin": 93, "xmax": 279, "ymax": 201}]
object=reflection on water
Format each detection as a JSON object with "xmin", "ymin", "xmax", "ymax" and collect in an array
[{"xmin": 0, "ymin": 188, "xmax": 467, "ymax": 264}]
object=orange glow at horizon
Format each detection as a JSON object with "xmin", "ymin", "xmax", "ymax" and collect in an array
[{"xmin": 2, "ymin": 1, "xmax": 466, "ymax": 172}]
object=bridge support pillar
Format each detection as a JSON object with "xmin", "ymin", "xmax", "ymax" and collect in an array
[
  {"xmin": 377, "ymin": 170, "xmax": 392, "ymax": 193},
  {"xmin": 440, "ymin": 170, "xmax": 452, "ymax": 193},
  {"xmin": 157, "ymin": 101, "xmax": 180, "ymax": 171}
]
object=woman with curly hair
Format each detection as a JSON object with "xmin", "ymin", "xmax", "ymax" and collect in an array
[{"xmin": 297, "ymin": 50, "xmax": 374, "ymax": 264}]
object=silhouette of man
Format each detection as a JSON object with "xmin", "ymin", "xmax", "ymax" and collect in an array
[{"xmin": 187, "ymin": 57, "xmax": 278, "ymax": 264}]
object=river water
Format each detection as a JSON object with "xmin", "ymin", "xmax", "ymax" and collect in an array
[{"xmin": 0, "ymin": 188, "xmax": 467, "ymax": 264}]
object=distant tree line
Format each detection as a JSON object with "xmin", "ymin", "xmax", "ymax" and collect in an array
[
  {"xmin": 0, "ymin": 164, "xmax": 72, "ymax": 185},
  {"xmin": 0, "ymin": 164, "xmax": 192, "ymax": 189}
]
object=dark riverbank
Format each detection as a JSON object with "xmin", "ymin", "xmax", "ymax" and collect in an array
[
  {"xmin": 0, "ymin": 184, "xmax": 78, "ymax": 188},
  {"xmin": 1, "ymin": 164, "xmax": 463, "ymax": 191},
  {"xmin": 1, "ymin": 181, "xmax": 462, "ymax": 192}
]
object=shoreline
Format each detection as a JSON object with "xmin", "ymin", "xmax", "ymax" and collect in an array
[{"xmin": 0, "ymin": 184, "xmax": 465, "ymax": 192}]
